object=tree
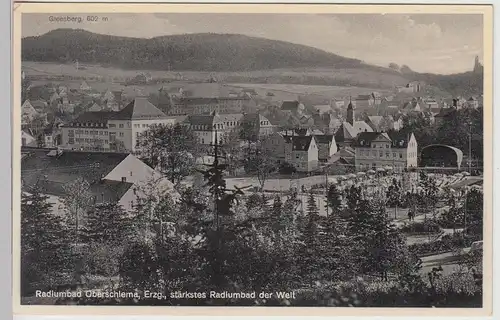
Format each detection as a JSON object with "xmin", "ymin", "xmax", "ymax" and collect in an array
[
  {"xmin": 135, "ymin": 123, "xmax": 200, "ymax": 185},
  {"xmin": 239, "ymin": 120, "xmax": 259, "ymax": 144},
  {"xmin": 346, "ymin": 185, "xmax": 362, "ymax": 210},
  {"xmin": 388, "ymin": 62, "xmax": 400, "ymax": 71},
  {"xmin": 297, "ymin": 192, "xmax": 323, "ymax": 286},
  {"xmin": 62, "ymin": 177, "xmax": 93, "ymax": 244},
  {"xmin": 386, "ymin": 178, "xmax": 402, "ymax": 219},
  {"xmin": 21, "ymin": 190, "xmax": 73, "ymax": 295},
  {"xmin": 82, "ymin": 202, "xmax": 131, "ymax": 245},
  {"xmin": 326, "ymin": 184, "xmax": 342, "ymax": 215},
  {"xmin": 221, "ymin": 128, "xmax": 242, "ymax": 176},
  {"xmin": 243, "ymin": 137, "xmax": 277, "ymax": 191},
  {"xmin": 465, "ymin": 188, "xmax": 483, "ymax": 238}
]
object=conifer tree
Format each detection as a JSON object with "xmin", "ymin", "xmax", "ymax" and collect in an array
[
  {"xmin": 326, "ymin": 184, "xmax": 342, "ymax": 215},
  {"xmin": 21, "ymin": 190, "xmax": 73, "ymax": 294},
  {"xmin": 82, "ymin": 202, "xmax": 131, "ymax": 245}
]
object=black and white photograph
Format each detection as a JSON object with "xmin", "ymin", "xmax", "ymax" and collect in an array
[{"xmin": 15, "ymin": 5, "xmax": 491, "ymax": 311}]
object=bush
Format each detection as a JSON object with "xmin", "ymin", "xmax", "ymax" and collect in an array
[
  {"xmin": 408, "ymin": 233, "xmax": 475, "ymax": 256},
  {"xmin": 278, "ymin": 162, "xmax": 297, "ymax": 174},
  {"xmin": 80, "ymin": 243, "xmax": 125, "ymax": 277},
  {"xmin": 400, "ymin": 220, "xmax": 442, "ymax": 234}
]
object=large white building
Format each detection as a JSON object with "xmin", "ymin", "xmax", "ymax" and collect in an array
[
  {"xmin": 354, "ymin": 132, "xmax": 418, "ymax": 172},
  {"xmin": 61, "ymin": 97, "xmax": 177, "ymax": 152}
]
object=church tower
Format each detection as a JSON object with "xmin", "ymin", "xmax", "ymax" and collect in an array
[{"xmin": 347, "ymin": 96, "xmax": 355, "ymax": 126}]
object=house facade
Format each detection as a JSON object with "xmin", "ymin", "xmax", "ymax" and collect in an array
[
  {"xmin": 61, "ymin": 97, "xmax": 177, "ymax": 152},
  {"xmin": 354, "ymin": 132, "xmax": 418, "ymax": 172},
  {"xmin": 284, "ymin": 135, "xmax": 319, "ymax": 172},
  {"xmin": 184, "ymin": 112, "xmax": 226, "ymax": 145},
  {"xmin": 314, "ymin": 134, "xmax": 338, "ymax": 163}
]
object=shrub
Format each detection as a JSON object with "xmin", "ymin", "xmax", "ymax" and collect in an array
[
  {"xmin": 408, "ymin": 233, "xmax": 475, "ymax": 256},
  {"xmin": 278, "ymin": 162, "xmax": 297, "ymax": 174},
  {"xmin": 400, "ymin": 220, "xmax": 442, "ymax": 234}
]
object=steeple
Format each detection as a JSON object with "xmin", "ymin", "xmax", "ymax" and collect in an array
[{"xmin": 347, "ymin": 96, "xmax": 355, "ymax": 126}]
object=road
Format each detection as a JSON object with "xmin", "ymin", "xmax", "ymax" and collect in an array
[{"xmin": 419, "ymin": 250, "xmax": 467, "ymax": 277}]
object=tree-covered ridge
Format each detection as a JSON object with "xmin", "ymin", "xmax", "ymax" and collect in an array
[{"xmin": 22, "ymin": 29, "xmax": 363, "ymax": 71}]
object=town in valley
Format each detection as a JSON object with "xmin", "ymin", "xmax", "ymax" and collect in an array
[{"xmin": 19, "ymin": 12, "xmax": 485, "ymax": 308}]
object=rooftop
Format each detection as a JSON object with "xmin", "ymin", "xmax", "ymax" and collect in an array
[{"xmin": 21, "ymin": 149, "xmax": 132, "ymax": 200}]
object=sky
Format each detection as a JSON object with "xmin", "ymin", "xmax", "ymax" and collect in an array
[{"xmin": 22, "ymin": 13, "xmax": 484, "ymax": 74}]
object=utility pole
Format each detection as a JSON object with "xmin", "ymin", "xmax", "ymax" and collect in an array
[
  {"xmin": 325, "ymin": 165, "xmax": 329, "ymax": 217},
  {"xmin": 468, "ymin": 121, "xmax": 472, "ymax": 174}
]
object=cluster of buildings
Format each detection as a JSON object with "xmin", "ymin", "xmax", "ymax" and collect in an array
[{"xmin": 259, "ymin": 99, "xmax": 419, "ymax": 173}]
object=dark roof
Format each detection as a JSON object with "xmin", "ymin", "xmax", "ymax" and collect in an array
[
  {"xmin": 66, "ymin": 111, "xmax": 115, "ymax": 126},
  {"xmin": 186, "ymin": 114, "xmax": 219, "ymax": 126},
  {"xmin": 314, "ymin": 134, "xmax": 333, "ymax": 144},
  {"xmin": 388, "ymin": 132, "xmax": 412, "ymax": 148},
  {"xmin": 26, "ymin": 178, "xmax": 133, "ymax": 203},
  {"xmin": 354, "ymin": 132, "xmax": 382, "ymax": 147},
  {"xmin": 116, "ymin": 97, "xmax": 167, "ymax": 120},
  {"xmin": 22, "ymin": 150, "xmax": 129, "ymax": 188},
  {"xmin": 290, "ymin": 135, "xmax": 314, "ymax": 151},
  {"xmin": 281, "ymin": 100, "xmax": 300, "ymax": 111}
]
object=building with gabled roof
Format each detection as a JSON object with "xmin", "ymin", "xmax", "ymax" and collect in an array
[
  {"xmin": 184, "ymin": 111, "xmax": 226, "ymax": 145},
  {"xmin": 80, "ymin": 81, "xmax": 91, "ymax": 91},
  {"xmin": 281, "ymin": 100, "xmax": 306, "ymax": 116},
  {"xmin": 60, "ymin": 97, "xmax": 177, "ymax": 152},
  {"xmin": 284, "ymin": 135, "xmax": 319, "ymax": 172},
  {"xmin": 169, "ymin": 83, "xmax": 249, "ymax": 116},
  {"xmin": 313, "ymin": 104, "xmax": 332, "ymax": 115},
  {"xmin": 314, "ymin": 134, "xmax": 338, "ymax": 163},
  {"xmin": 240, "ymin": 113, "xmax": 275, "ymax": 137},
  {"xmin": 21, "ymin": 130, "xmax": 37, "ymax": 147},
  {"xmin": 21, "ymin": 148, "xmax": 178, "ymax": 212},
  {"xmin": 21, "ymin": 99, "xmax": 40, "ymax": 126},
  {"xmin": 354, "ymin": 131, "xmax": 418, "ymax": 172}
]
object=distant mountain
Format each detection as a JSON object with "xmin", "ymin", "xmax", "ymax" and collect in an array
[
  {"xmin": 22, "ymin": 29, "xmax": 483, "ymax": 96},
  {"xmin": 22, "ymin": 29, "xmax": 363, "ymax": 72}
]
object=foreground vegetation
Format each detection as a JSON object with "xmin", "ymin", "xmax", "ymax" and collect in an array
[{"xmin": 21, "ymin": 130, "xmax": 483, "ymax": 306}]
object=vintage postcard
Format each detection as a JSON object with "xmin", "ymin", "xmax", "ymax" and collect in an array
[{"xmin": 12, "ymin": 2, "xmax": 493, "ymax": 317}]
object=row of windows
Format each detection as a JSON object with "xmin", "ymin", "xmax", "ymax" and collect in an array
[
  {"xmin": 358, "ymin": 163, "xmax": 405, "ymax": 171},
  {"xmin": 134, "ymin": 123, "xmax": 153, "ymax": 128},
  {"xmin": 359, "ymin": 150, "xmax": 404, "ymax": 159},
  {"xmin": 108, "ymin": 123, "xmax": 127, "ymax": 129},
  {"xmin": 73, "ymin": 130, "xmax": 109, "ymax": 136},
  {"xmin": 75, "ymin": 138, "xmax": 109, "ymax": 144},
  {"xmin": 72, "ymin": 122, "xmax": 106, "ymax": 128},
  {"xmin": 69, "ymin": 130, "xmax": 124, "ymax": 137}
]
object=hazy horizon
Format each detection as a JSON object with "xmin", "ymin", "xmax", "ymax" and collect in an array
[{"xmin": 22, "ymin": 13, "xmax": 484, "ymax": 75}]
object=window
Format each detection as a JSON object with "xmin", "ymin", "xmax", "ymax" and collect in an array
[
  {"xmin": 127, "ymin": 122, "xmax": 131, "ymax": 128},
  {"xmin": 379, "ymin": 151, "xmax": 383, "ymax": 157},
  {"xmin": 372, "ymin": 151, "xmax": 376, "ymax": 157},
  {"xmin": 399, "ymin": 153, "xmax": 403, "ymax": 159},
  {"xmin": 393, "ymin": 152, "xmax": 396, "ymax": 158},
  {"xmin": 119, "ymin": 124, "xmax": 124, "ymax": 128},
  {"xmin": 121, "ymin": 177, "xmax": 127, "ymax": 182},
  {"xmin": 134, "ymin": 124, "xmax": 140, "ymax": 128},
  {"xmin": 130, "ymin": 171, "xmax": 133, "ymax": 177},
  {"xmin": 109, "ymin": 124, "xmax": 116, "ymax": 128},
  {"xmin": 386, "ymin": 144, "xmax": 389, "ymax": 148},
  {"xmin": 85, "ymin": 130, "xmax": 89, "ymax": 134},
  {"xmin": 68, "ymin": 138, "xmax": 74, "ymax": 144},
  {"xmin": 136, "ymin": 132, "xmax": 140, "ymax": 137},
  {"xmin": 143, "ymin": 124, "xmax": 147, "ymax": 128},
  {"xmin": 119, "ymin": 132, "xmax": 124, "ymax": 137},
  {"xmin": 386, "ymin": 152, "xmax": 389, "ymax": 158},
  {"xmin": 105, "ymin": 140, "xmax": 108, "ymax": 144}
]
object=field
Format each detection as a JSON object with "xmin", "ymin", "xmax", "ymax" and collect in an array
[{"xmin": 23, "ymin": 61, "xmax": 394, "ymax": 103}]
